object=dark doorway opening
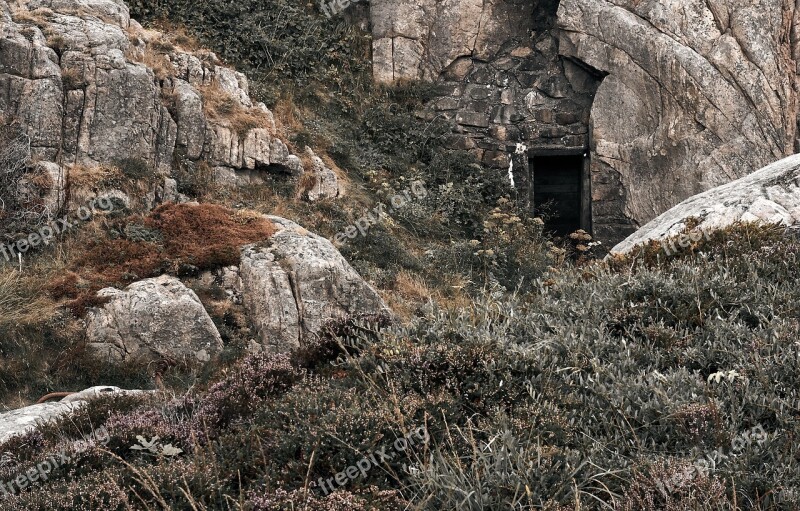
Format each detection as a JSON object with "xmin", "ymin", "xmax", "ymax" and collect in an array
[{"xmin": 532, "ymin": 154, "xmax": 586, "ymax": 236}]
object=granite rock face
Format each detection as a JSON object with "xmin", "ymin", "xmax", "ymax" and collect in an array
[
  {"xmin": 557, "ymin": 0, "xmax": 799, "ymax": 242},
  {"xmin": 610, "ymin": 154, "xmax": 800, "ymax": 254},
  {"xmin": 371, "ymin": 0, "xmax": 539, "ymax": 83},
  {"xmin": 304, "ymin": 148, "xmax": 340, "ymax": 202},
  {"xmin": 0, "ymin": 0, "xmax": 302, "ymax": 189},
  {"xmin": 85, "ymin": 275, "xmax": 224, "ymax": 364}
]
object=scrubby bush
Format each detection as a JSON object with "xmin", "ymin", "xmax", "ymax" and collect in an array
[
  {"xmin": 113, "ymin": 158, "xmax": 151, "ymax": 180},
  {"xmin": 127, "ymin": 0, "xmax": 370, "ymax": 104},
  {"xmin": 0, "ymin": 124, "xmax": 57, "ymax": 240}
]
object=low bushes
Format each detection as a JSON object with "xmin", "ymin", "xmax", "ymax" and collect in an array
[{"xmin": 1, "ymin": 225, "xmax": 797, "ymax": 509}]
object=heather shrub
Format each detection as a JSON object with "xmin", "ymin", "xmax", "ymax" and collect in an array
[
  {"xmin": 189, "ymin": 352, "xmax": 301, "ymax": 438},
  {"xmin": 245, "ymin": 487, "xmax": 408, "ymax": 510}
]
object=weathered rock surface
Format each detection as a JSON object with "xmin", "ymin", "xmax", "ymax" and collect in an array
[
  {"xmin": 239, "ymin": 216, "xmax": 391, "ymax": 352},
  {"xmin": 370, "ymin": 0, "xmax": 538, "ymax": 83},
  {"xmin": 86, "ymin": 275, "xmax": 223, "ymax": 364},
  {"xmin": 370, "ymin": 0, "xmax": 800, "ymax": 244},
  {"xmin": 304, "ymin": 148, "xmax": 340, "ymax": 201},
  {"xmin": 84, "ymin": 217, "xmax": 390, "ymax": 356},
  {"xmin": 0, "ymin": 386, "xmax": 141, "ymax": 444},
  {"xmin": 557, "ymin": 0, "xmax": 798, "ymax": 241},
  {"xmin": 0, "ymin": 0, "xmax": 302, "ymax": 187},
  {"xmin": 610, "ymin": 154, "xmax": 800, "ymax": 254}
]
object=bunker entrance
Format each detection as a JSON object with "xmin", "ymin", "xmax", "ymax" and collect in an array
[{"xmin": 531, "ymin": 153, "xmax": 588, "ymax": 236}]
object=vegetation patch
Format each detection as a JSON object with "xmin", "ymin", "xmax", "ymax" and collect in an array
[
  {"xmin": 198, "ymin": 83, "xmax": 270, "ymax": 136},
  {"xmin": 48, "ymin": 203, "xmax": 274, "ymax": 316},
  {"xmin": 0, "ymin": 226, "xmax": 796, "ymax": 509}
]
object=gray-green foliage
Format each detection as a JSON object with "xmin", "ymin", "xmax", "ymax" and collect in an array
[
  {"xmin": 1, "ymin": 227, "xmax": 798, "ymax": 509},
  {"xmin": 357, "ymin": 227, "xmax": 800, "ymax": 509}
]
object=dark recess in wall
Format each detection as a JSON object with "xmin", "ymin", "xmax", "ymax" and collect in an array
[{"xmin": 532, "ymin": 154, "xmax": 584, "ymax": 236}]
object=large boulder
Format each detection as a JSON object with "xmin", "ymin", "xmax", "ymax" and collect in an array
[
  {"xmin": 0, "ymin": 386, "xmax": 141, "ymax": 444},
  {"xmin": 557, "ymin": 0, "xmax": 799, "ymax": 241},
  {"xmin": 610, "ymin": 154, "xmax": 800, "ymax": 254},
  {"xmin": 86, "ymin": 275, "xmax": 224, "ymax": 364},
  {"xmin": 239, "ymin": 216, "xmax": 391, "ymax": 352}
]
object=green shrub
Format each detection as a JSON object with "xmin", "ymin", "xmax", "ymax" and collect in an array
[{"xmin": 127, "ymin": 0, "xmax": 370, "ymax": 102}]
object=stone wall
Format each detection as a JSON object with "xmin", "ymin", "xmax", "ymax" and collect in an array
[
  {"xmin": 371, "ymin": 0, "xmax": 800, "ymax": 245},
  {"xmin": 371, "ymin": 0, "xmax": 602, "ymax": 233}
]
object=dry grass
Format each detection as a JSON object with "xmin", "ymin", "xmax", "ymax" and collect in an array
[
  {"xmin": 296, "ymin": 172, "xmax": 318, "ymax": 199},
  {"xmin": 0, "ymin": 269, "xmax": 56, "ymax": 326},
  {"xmin": 49, "ymin": 203, "xmax": 275, "ymax": 316},
  {"xmin": 27, "ymin": 167, "xmax": 53, "ymax": 190},
  {"xmin": 68, "ymin": 163, "xmax": 121, "ymax": 191},
  {"xmin": 41, "ymin": 27, "xmax": 67, "ymax": 51},
  {"xmin": 148, "ymin": 19, "xmax": 202, "ymax": 52},
  {"xmin": 393, "ymin": 270, "xmax": 434, "ymax": 301},
  {"xmin": 272, "ymin": 96, "xmax": 305, "ymax": 138},
  {"xmin": 10, "ymin": 7, "xmax": 52, "ymax": 26},
  {"xmin": 149, "ymin": 203, "xmax": 274, "ymax": 265},
  {"xmin": 125, "ymin": 41, "xmax": 174, "ymax": 82},
  {"xmin": 137, "ymin": 46, "xmax": 173, "ymax": 81},
  {"xmin": 198, "ymin": 84, "xmax": 269, "ymax": 136}
]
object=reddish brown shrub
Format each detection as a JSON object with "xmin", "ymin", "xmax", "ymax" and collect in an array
[
  {"xmin": 145, "ymin": 203, "xmax": 274, "ymax": 269},
  {"xmin": 50, "ymin": 203, "xmax": 274, "ymax": 316}
]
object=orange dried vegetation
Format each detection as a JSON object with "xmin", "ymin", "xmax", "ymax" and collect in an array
[{"xmin": 49, "ymin": 203, "xmax": 274, "ymax": 316}]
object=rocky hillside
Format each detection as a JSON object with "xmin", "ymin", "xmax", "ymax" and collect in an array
[
  {"xmin": 3, "ymin": 0, "xmax": 304, "ymax": 180},
  {"xmin": 0, "ymin": 0, "xmax": 798, "ymax": 509}
]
